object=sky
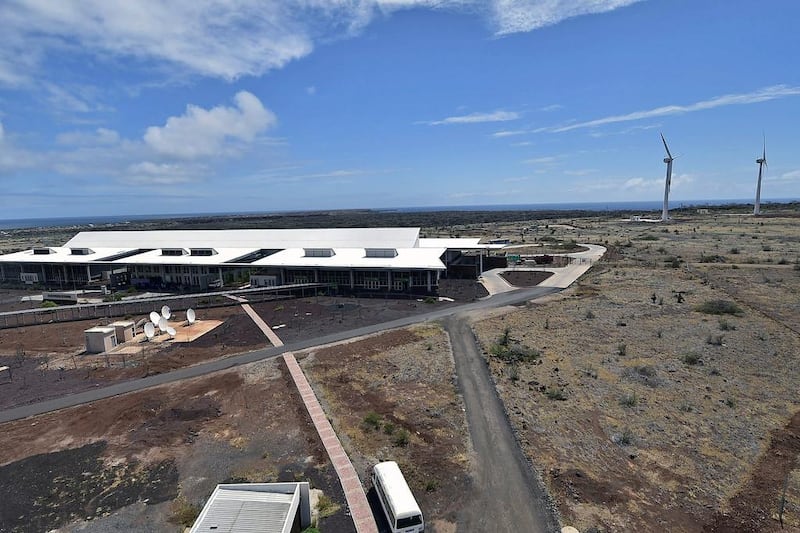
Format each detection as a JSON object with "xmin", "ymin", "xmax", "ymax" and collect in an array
[{"xmin": 0, "ymin": 0, "xmax": 799, "ymax": 219}]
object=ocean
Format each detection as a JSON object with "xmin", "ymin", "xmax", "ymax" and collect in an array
[{"xmin": 0, "ymin": 198, "xmax": 794, "ymax": 231}]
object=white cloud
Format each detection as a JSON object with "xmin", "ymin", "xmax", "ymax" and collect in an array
[
  {"xmin": 492, "ymin": 129, "xmax": 527, "ymax": 137},
  {"xmin": 306, "ymin": 86, "xmax": 317, "ymax": 95},
  {"xmin": 56, "ymin": 128, "xmax": 120, "ymax": 146},
  {"xmin": 524, "ymin": 156, "xmax": 558, "ymax": 164},
  {"xmin": 144, "ymin": 91, "xmax": 277, "ymax": 158},
  {"xmin": 0, "ymin": 121, "xmax": 4, "ymax": 142},
  {"xmin": 551, "ymin": 85, "xmax": 800, "ymax": 132},
  {"xmin": 539, "ymin": 104, "xmax": 563, "ymax": 112},
  {"xmin": 490, "ymin": 0, "xmax": 644, "ymax": 35},
  {"xmin": 623, "ymin": 173, "xmax": 692, "ymax": 191},
  {"xmin": 1, "ymin": 1, "xmax": 643, "ymax": 84},
  {"xmin": 563, "ymin": 169, "xmax": 596, "ymax": 176},
  {"xmin": 772, "ymin": 169, "xmax": 800, "ymax": 183},
  {"xmin": 423, "ymin": 110, "xmax": 520, "ymax": 126},
  {"xmin": 125, "ymin": 161, "xmax": 204, "ymax": 185}
]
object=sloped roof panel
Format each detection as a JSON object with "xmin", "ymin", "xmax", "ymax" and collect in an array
[{"xmin": 65, "ymin": 228, "xmax": 421, "ymax": 250}]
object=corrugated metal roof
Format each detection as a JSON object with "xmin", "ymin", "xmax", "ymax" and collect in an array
[
  {"xmin": 191, "ymin": 486, "xmax": 297, "ymax": 533},
  {"xmin": 65, "ymin": 227, "xmax": 421, "ymax": 250},
  {"xmin": 418, "ymin": 237, "xmax": 483, "ymax": 248}
]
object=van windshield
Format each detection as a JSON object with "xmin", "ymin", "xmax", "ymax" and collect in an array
[{"xmin": 397, "ymin": 515, "xmax": 422, "ymax": 528}]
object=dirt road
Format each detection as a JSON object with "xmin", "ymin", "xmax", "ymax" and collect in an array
[{"xmin": 443, "ymin": 315, "xmax": 560, "ymax": 532}]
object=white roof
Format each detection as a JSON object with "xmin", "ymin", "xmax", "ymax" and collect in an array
[
  {"xmin": 191, "ymin": 484, "xmax": 302, "ymax": 533},
  {"xmin": 0, "ymin": 247, "xmax": 132, "ymax": 264},
  {"xmin": 85, "ymin": 326, "xmax": 116, "ymax": 334},
  {"xmin": 65, "ymin": 227, "xmax": 421, "ymax": 249},
  {"xmin": 0, "ymin": 227, "xmax": 486, "ymax": 271},
  {"xmin": 118, "ymin": 247, "xmax": 257, "ymax": 266},
  {"xmin": 419, "ymin": 237, "xmax": 483, "ymax": 248},
  {"xmin": 373, "ymin": 461, "xmax": 422, "ymax": 519},
  {"xmin": 252, "ymin": 247, "xmax": 446, "ymax": 270}
]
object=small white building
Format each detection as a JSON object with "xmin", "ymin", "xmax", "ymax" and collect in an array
[
  {"xmin": 108, "ymin": 320, "xmax": 135, "ymax": 343},
  {"xmin": 84, "ymin": 326, "xmax": 118, "ymax": 354},
  {"xmin": 191, "ymin": 482, "xmax": 311, "ymax": 533}
]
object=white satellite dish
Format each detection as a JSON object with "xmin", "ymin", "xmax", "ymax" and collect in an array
[
  {"xmin": 149, "ymin": 311, "xmax": 160, "ymax": 325},
  {"xmin": 186, "ymin": 308, "xmax": 196, "ymax": 324},
  {"xmin": 144, "ymin": 322, "xmax": 155, "ymax": 339},
  {"xmin": 158, "ymin": 317, "xmax": 168, "ymax": 332},
  {"xmin": 161, "ymin": 305, "xmax": 171, "ymax": 320},
  {"xmin": 166, "ymin": 326, "xmax": 176, "ymax": 337}
]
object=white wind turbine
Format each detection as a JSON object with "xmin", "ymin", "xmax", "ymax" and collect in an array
[
  {"xmin": 754, "ymin": 135, "xmax": 767, "ymax": 215},
  {"xmin": 660, "ymin": 133, "xmax": 675, "ymax": 222}
]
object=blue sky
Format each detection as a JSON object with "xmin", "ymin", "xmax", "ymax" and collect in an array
[{"xmin": 1, "ymin": 0, "xmax": 799, "ymax": 219}]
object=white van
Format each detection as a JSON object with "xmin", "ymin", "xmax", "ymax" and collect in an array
[{"xmin": 372, "ymin": 461, "xmax": 424, "ymax": 533}]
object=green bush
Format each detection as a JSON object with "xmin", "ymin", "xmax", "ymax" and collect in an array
[
  {"xmin": 545, "ymin": 387, "xmax": 567, "ymax": 401},
  {"xmin": 619, "ymin": 393, "xmax": 637, "ymax": 407},
  {"xmin": 695, "ymin": 300, "xmax": 743, "ymax": 316},
  {"xmin": 682, "ymin": 353, "xmax": 701, "ymax": 365},
  {"xmin": 317, "ymin": 494, "xmax": 340, "ymax": 518},
  {"xmin": 170, "ymin": 498, "xmax": 201, "ymax": 527},
  {"xmin": 490, "ymin": 343, "xmax": 541, "ymax": 364},
  {"xmin": 393, "ymin": 428, "xmax": 410, "ymax": 447},
  {"xmin": 41, "ymin": 300, "xmax": 58, "ymax": 308},
  {"xmin": 362, "ymin": 412, "xmax": 381, "ymax": 430}
]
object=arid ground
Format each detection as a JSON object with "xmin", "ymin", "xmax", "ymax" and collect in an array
[
  {"xmin": 472, "ymin": 210, "xmax": 800, "ymax": 532},
  {"xmin": 1, "ymin": 205, "xmax": 799, "ymax": 532}
]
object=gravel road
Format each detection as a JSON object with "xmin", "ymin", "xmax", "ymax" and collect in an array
[{"xmin": 443, "ymin": 315, "xmax": 561, "ymax": 533}]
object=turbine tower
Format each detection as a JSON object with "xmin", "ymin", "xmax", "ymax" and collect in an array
[
  {"xmin": 754, "ymin": 136, "xmax": 767, "ymax": 215},
  {"xmin": 660, "ymin": 133, "xmax": 674, "ymax": 222}
]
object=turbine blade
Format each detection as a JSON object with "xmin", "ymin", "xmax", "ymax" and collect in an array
[
  {"xmin": 762, "ymin": 133, "xmax": 766, "ymax": 162},
  {"xmin": 660, "ymin": 132, "xmax": 673, "ymax": 159}
]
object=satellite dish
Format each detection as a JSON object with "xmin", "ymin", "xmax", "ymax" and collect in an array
[
  {"xmin": 149, "ymin": 311, "xmax": 160, "ymax": 325},
  {"xmin": 166, "ymin": 326, "xmax": 176, "ymax": 337},
  {"xmin": 144, "ymin": 322, "xmax": 155, "ymax": 339},
  {"xmin": 186, "ymin": 308, "xmax": 196, "ymax": 324},
  {"xmin": 158, "ymin": 317, "xmax": 168, "ymax": 332},
  {"xmin": 161, "ymin": 305, "xmax": 171, "ymax": 320}
]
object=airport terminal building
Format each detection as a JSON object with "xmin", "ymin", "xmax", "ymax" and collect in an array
[{"xmin": 0, "ymin": 227, "xmax": 495, "ymax": 295}]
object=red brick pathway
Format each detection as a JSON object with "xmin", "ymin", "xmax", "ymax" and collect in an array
[{"xmin": 239, "ymin": 302, "xmax": 378, "ymax": 533}]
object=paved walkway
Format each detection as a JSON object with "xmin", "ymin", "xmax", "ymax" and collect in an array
[
  {"xmin": 239, "ymin": 301, "xmax": 377, "ymax": 533},
  {"xmin": 239, "ymin": 303, "xmax": 285, "ymax": 347},
  {"xmin": 480, "ymin": 243, "xmax": 606, "ymax": 294},
  {"xmin": 283, "ymin": 354, "xmax": 377, "ymax": 533}
]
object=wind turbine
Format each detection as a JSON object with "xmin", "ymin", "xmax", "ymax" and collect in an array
[
  {"xmin": 754, "ymin": 135, "xmax": 767, "ymax": 215},
  {"xmin": 660, "ymin": 133, "xmax": 674, "ymax": 222}
]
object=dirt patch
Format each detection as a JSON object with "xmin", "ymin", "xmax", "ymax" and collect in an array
[
  {"xmin": 0, "ymin": 306, "xmax": 265, "ymax": 410},
  {"xmin": 499, "ymin": 270, "xmax": 554, "ymax": 286},
  {"xmin": 0, "ymin": 360, "xmax": 353, "ymax": 532},
  {"xmin": 299, "ymin": 324, "xmax": 473, "ymax": 527},
  {"xmin": 0, "ymin": 441, "xmax": 178, "ymax": 533},
  {"xmin": 705, "ymin": 410, "xmax": 800, "ymax": 532},
  {"xmin": 250, "ymin": 295, "xmax": 455, "ymax": 345},
  {"xmin": 437, "ymin": 278, "xmax": 489, "ymax": 301}
]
